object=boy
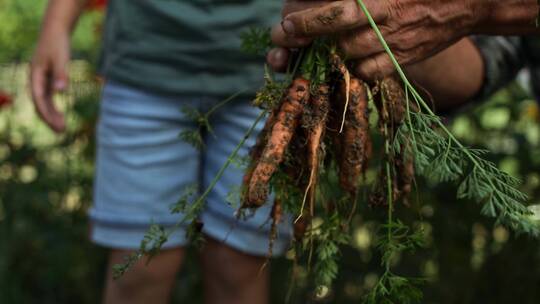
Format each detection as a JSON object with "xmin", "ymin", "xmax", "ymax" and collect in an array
[{"xmin": 30, "ymin": 1, "xmax": 290, "ymax": 303}]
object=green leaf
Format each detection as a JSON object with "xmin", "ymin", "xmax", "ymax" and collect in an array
[{"xmin": 240, "ymin": 27, "xmax": 271, "ymax": 56}]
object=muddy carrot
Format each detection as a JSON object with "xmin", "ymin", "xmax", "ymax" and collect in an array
[
  {"xmin": 267, "ymin": 198, "xmax": 283, "ymax": 257},
  {"xmin": 293, "ymin": 215, "xmax": 308, "ymax": 242},
  {"xmin": 339, "ymin": 77, "xmax": 371, "ymax": 195},
  {"xmin": 304, "ymin": 84, "xmax": 330, "ymax": 213},
  {"xmin": 242, "ymin": 106, "xmax": 280, "ymax": 199},
  {"xmin": 330, "ymin": 53, "xmax": 351, "ymax": 133},
  {"xmin": 375, "ymin": 75, "xmax": 416, "ymax": 205},
  {"xmin": 395, "ymin": 150, "xmax": 414, "ymax": 206},
  {"xmin": 244, "ymin": 77, "xmax": 311, "ymax": 208}
]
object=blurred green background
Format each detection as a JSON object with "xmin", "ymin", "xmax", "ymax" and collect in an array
[{"xmin": 1, "ymin": 1, "xmax": 540, "ymax": 303}]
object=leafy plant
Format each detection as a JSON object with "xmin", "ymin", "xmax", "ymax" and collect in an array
[{"xmin": 113, "ymin": 1, "xmax": 539, "ymax": 303}]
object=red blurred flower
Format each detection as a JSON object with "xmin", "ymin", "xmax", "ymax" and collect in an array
[
  {"xmin": 0, "ymin": 91, "xmax": 13, "ymax": 108},
  {"xmin": 86, "ymin": 0, "xmax": 107, "ymax": 10}
]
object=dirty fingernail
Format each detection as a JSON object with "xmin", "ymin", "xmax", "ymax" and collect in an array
[
  {"xmin": 272, "ymin": 48, "xmax": 287, "ymax": 62},
  {"xmin": 267, "ymin": 48, "xmax": 288, "ymax": 70},
  {"xmin": 281, "ymin": 20, "xmax": 295, "ymax": 35}
]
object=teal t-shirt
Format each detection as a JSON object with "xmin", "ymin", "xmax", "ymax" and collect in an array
[{"xmin": 99, "ymin": 0, "xmax": 280, "ymax": 97}]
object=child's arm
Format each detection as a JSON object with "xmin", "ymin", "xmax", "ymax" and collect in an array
[{"xmin": 30, "ymin": 0, "xmax": 89, "ymax": 133}]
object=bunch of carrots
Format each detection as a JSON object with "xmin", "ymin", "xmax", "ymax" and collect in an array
[{"xmin": 239, "ymin": 42, "xmax": 414, "ymax": 251}]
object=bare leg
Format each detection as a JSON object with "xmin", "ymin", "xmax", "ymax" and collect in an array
[
  {"xmin": 103, "ymin": 248, "xmax": 185, "ymax": 304},
  {"xmin": 201, "ymin": 237, "xmax": 269, "ymax": 304}
]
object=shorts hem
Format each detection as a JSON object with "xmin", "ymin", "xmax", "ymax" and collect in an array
[
  {"xmin": 201, "ymin": 209, "xmax": 292, "ymax": 257},
  {"xmin": 90, "ymin": 221, "xmax": 188, "ymax": 250}
]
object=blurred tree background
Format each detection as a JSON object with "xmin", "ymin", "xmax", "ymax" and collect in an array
[{"xmin": 1, "ymin": 1, "xmax": 540, "ymax": 303}]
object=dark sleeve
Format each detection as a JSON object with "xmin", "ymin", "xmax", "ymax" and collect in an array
[
  {"xmin": 470, "ymin": 36, "xmax": 526, "ymax": 100},
  {"xmin": 522, "ymin": 37, "xmax": 540, "ymax": 101}
]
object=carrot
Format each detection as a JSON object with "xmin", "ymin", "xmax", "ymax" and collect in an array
[
  {"xmin": 301, "ymin": 84, "xmax": 330, "ymax": 216},
  {"xmin": 374, "ymin": 75, "xmax": 416, "ymax": 205},
  {"xmin": 330, "ymin": 53, "xmax": 348, "ymax": 82},
  {"xmin": 339, "ymin": 77, "xmax": 371, "ymax": 195},
  {"xmin": 377, "ymin": 75, "xmax": 419, "ymax": 130},
  {"xmin": 244, "ymin": 77, "xmax": 311, "ymax": 208},
  {"xmin": 330, "ymin": 53, "xmax": 351, "ymax": 133},
  {"xmin": 293, "ymin": 215, "xmax": 308, "ymax": 242},
  {"xmin": 267, "ymin": 198, "xmax": 283, "ymax": 257},
  {"xmin": 242, "ymin": 106, "xmax": 280, "ymax": 201},
  {"xmin": 395, "ymin": 149, "xmax": 414, "ymax": 206}
]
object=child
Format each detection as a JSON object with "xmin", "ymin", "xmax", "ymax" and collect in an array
[{"xmin": 30, "ymin": 1, "xmax": 290, "ymax": 303}]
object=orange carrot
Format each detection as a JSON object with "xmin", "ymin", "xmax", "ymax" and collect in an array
[
  {"xmin": 339, "ymin": 77, "xmax": 371, "ymax": 195},
  {"xmin": 304, "ymin": 84, "xmax": 330, "ymax": 213},
  {"xmin": 267, "ymin": 198, "xmax": 283, "ymax": 257},
  {"xmin": 374, "ymin": 75, "xmax": 416, "ymax": 205},
  {"xmin": 244, "ymin": 77, "xmax": 311, "ymax": 208},
  {"xmin": 293, "ymin": 215, "xmax": 308, "ymax": 242},
  {"xmin": 376, "ymin": 75, "xmax": 418, "ymax": 130},
  {"xmin": 330, "ymin": 53, "xmax": 348, "ymax": 81},
  {"xmin": 395, "ymin": 150, "xmax": 414, "ymax": 206},
  {"xmin": 242, "ymin": 106, "xmax": 280, "ymax": 200}
]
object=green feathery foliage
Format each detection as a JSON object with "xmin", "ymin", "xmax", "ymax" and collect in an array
[
  {"xmin": 356, "ymin": 0, "xmax": 537, "ymax": 236},
  {"xmin": 312, "ymin": 213, "xmax": 350, "ymax": 288},
  {"xmin": 112, "ymin": 223, "xmax": 168, "ymax": 279},
  {"xmin": 178, "ymin": 106, "xmax": 207, "ymax": 150},
  {"xmin": 240, "ymin": 27, "xmax": 272, "ymax": 56}
]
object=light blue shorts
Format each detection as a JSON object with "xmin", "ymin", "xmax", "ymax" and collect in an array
[{"xmin": 89, "ymin": 81, "xmax": 292, "ymax": 256}]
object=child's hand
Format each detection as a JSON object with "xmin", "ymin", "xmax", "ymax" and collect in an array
[{"xmin": 30, "ymin": 22, "xmax": 71, "ymax": 133}]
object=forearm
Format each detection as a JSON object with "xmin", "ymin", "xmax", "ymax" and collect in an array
[
  {"xmin": 41, "ymin": 0, "xmax": 88, "ymax": 35},
  {"xmin": 475, "ymin": 0, "xmax": 540, "ymax": 34},
  {"xmin": 405, "ymin": 38, "xmax": 485, "ymax": 112}
]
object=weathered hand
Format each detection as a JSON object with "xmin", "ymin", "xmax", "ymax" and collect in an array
[
  {"xmin": 267, "ymin": 0, "xmax": 328, "ymax": 72},
  {"xmin": 268, "ymin": 0, "xmax": 539, "ymax": 79}
]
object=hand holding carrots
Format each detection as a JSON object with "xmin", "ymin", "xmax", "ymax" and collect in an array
[{"xmin": 268, "ymin": 0, "xmax": 540, "ymax": 79}]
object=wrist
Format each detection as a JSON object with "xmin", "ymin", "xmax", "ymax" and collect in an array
[
  {"xmin": 40, "ymin": 0, "xmax": 86, "ymax": 38},
  {"xmin": 42, "ymin": 23, "xmax": 71, "ymax": 38},
  {"xmin": 468, "ymin": 0, "xmax": 496, "ymax": 32}
]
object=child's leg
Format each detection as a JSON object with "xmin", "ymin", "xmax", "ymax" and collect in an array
[
  {"xmin": 200, "ymin": 237, "xmax": 268, "ymax": 304},
  {"xmin": 103, "ymin": 248, "xmax": 185, "ymax": 304},
  {"xmin": 199, "ymin": 97, "xmax": 293, "ymax": 304},
  {"xmin": 90, "ymin": 81, "xmax": 202, "ymax": 303}
]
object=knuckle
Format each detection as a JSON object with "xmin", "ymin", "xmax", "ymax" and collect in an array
[
  {"xmin": 338, "ymin": 38, "xmax": 353, "ymax": 56},
  {"xmin": 379, "ymin": 61, "xmax": 395, "ymax": 77},
  {"xmin": 356, "ymin": 59, "xmax": 375, "ymax": 79},
  {"xmin": 391, "ymin": 50, "xmax": 409, "ymax": 66},
  {"xmin": 340, "ymin": 2, "xmax": 362, "ymax": 27},
  {"xmin": 364, "ymin": 30, "xmax": 378, "ymax": 46},
  {"xmin": 392, "ymin": 38, "xmax": 412, "ymax": 52},
  {"xmin": 392, "ymin": 31, "xmax": 418, "ymax": 51},
  {"xmin": 386, "ymin": 0, "xmax": 407, "ymax": 20}
]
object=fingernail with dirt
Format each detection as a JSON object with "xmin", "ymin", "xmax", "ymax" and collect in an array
[
  {"xmin": 272, "ymin": 48, "xmax": 287, "ymax": 63},
  {"xmin": 267, "ymin": 48, "xmax": 288, "ymax": 71},
  {"xmin": 281, "ymin": 20, "xmax": 295, "ymax": 35}
]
